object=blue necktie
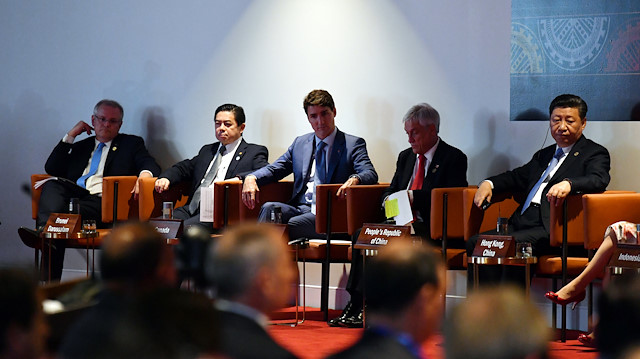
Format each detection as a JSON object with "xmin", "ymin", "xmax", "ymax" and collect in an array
[
  {"xmin": 521, "ymin": 147, "xmax": 565, "ymax": 214},
  {"xmin": 76, "ymin": 142, "xmax": 105, "ymax": 188},
  {"xmin": 315, "ymin": 141, "xmax": 327, "ymax": 184}
]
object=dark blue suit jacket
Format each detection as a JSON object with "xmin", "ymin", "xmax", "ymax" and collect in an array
[
  {"xmin": 45, "ymin": 133, "xmax": 161, "ymax": 181},
  {"xmin": 250, "ymin": 129, "xmax": 378, "ymax": 202},
  {"xmin": 159, "ymin": 139, "xmax": 268, "ymax": 205},
  {"xmin": 489, "ymin": 135, "xmax": 610, "ymax": 233}
]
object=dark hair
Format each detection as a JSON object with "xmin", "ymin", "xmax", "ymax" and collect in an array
[
  {"xmin": 215, "ymin": 104, "xmax": 246, "ymax": 126},
  {"xmin": 100, "ymin": 222, "xmax": 165, "ymax": 284},
  {"xmin": 94, "ymin": 99, "xmax": 124, "ymax": 119},
  {"xmin": 0, "ymin": 269, "xmax": 39, "ymax": 353},
  {"xmin": 365, "ymin": 241, "xmax": 443, "ymax": 314},
  {"xmin": 303, "ymin": 89, "xmax": 336, "ymax": 115},
  {"xmin": 597, "ymin": 274, "xmax": 640, "ymax": 357},
  {"xmin": 549, "ymin": 94, "xmax": 587, "ymax": 120}
]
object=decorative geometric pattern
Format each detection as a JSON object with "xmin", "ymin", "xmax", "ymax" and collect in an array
[
  {"xmin": 605, "ymin": 18, "xmax": 640, "ymax": 72},
  {"xmin": 538, "ymin": 16, "xmax": 609, "ymax": 71},
  {"xmin": 511, "ymin": 0, "xmax": 640, "ymax": 121},
  {"xmin": 511, "ymin": 22, "xmax": 545, "ymax": 74}
]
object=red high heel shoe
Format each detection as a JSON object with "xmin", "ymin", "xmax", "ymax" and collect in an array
[
  {"xmin": 544, "ymin": 290, "xmax": 586, "ymax": 310},
  {"xmin": 577, "ymin": 333, "xmax": 597, "ymax": 348}
]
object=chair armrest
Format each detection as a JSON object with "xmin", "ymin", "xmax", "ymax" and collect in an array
[
  {"xmin": 31, "ymin": 174, "xmax": 52, "ymax": 220},
  {"xmin": 582, "ymin": 192, "xmax": 640, "ymax": 250},
  {"xmin": 138, "ymin": 177, "xmax": 190, "ymax": 221},
  {"xmin": 315, "ymin": 184, "xmax": 348, "ymax": 235},
  {"xmin": 430, "ymin": 187, "xmax": 470, "ymax": 240},
  {"xmin": 213, "ymin": 180, "xmax": 243, "ymax": 228},
  {"xmin": 101, "ymin": 176, "xmax": 139, "ymax": 223},
  {"xmin": 462, "ymin": 187, "xmax": 520, "ymax": 241},
  {"xmin": 345, "ymin": 184, "xmax": 389, "ymax": 235}
]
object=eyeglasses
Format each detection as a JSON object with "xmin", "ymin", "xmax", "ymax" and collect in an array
[{"xmin": 94, "ymin": 115, "xmax": 122, "ymax": 126}]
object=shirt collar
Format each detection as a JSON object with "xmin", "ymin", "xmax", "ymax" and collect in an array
[
  {"xmin": 221, "ymin": 136, "xmax": 242, "ymax": 155},
  {"xmin": 316, "ymin": 127, "xmax": 338, "ymax": 148},
  {"xmin": 418, "ymin": 137, "xmax": 440, "ymax": 164},
  {"xmin": 214, "ymin": 299, "xmax": 269, "ymax": 328}
]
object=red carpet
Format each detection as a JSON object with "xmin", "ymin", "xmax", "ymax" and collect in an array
[{"xmin": 268, "ymin": 308, "xmax": 598, "ymax": 359}]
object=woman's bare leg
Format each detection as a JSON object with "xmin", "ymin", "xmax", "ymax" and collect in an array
[{"xmin": 554, "ymin": 233, "xmax": 615, "ymax": 300}]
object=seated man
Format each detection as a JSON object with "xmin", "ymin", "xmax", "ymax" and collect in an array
[
  {"xmin": 206, "ymin": 224, "xmax": 297, "ymax": 359},
  {"xmin": 331, "ymin": 102, "xmax": 468, "ymax": 328},
  {"xmin": 154, "ymin": 103, "xmax": 268, "ymax": 228},
  {"xmin": 19, "ymin": 99, "xmax": 161, "ymax": 281},
  {"xmin": 467, "ymin": 94, "xmax": 611, "ymax": 286},
  {"xmin": 242, "ymin": 89, "xmax": 378, "ymax": 240},
  {"xmin": 328, "ymin": 240, "xmax": 446, "ymax": 359}
]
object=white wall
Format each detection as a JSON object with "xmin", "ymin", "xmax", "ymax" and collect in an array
[{"xmin": 1, "ymin": 0, "xmax": 638, "ymax": 271}]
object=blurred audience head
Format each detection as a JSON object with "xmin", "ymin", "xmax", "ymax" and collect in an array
[
  {"xmin": 444, "ymin": 286, "xmax": 550, "ymax": 359},
  {"xmin": 597, "ymin": 273, "xmax": 640, "ymax": 358},
  {"xmin": 206, "ymin": 223, "xmax": 295, "ymax": 313},
  {"xmin": 365, "ymin": 240, "xmax": 446, "ymax": 343},
  {"xmin": 0, "ymin": 268, "xmax": 48, "ymax": 359},
  {"xmin": 100, "ymin": 221, "xmax": 176, "ymax": 290}
]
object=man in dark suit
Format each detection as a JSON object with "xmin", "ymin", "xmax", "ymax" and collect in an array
[
  {"xmin": 331, "ymin": 102, "xmax": 468, "ymax": 328},
  {"xmin": 242, "ymin": 89, "xmax": 378, "ymax": 240},
  {"xmin": 154, "ymin": 103, "xmax": 268, "ymax": 228},
  {"xmin": 20, "ymin": 99, "xmax": 161, "ymax": 281},
  {"xmin": 467, "ymin": 94, "xmax": 611, "ymax": 286},
  {"xmin": 207, "ymin": 224, "xmax": 297, "ymax": 359},
  {"xmin": 329, "ymin": 240, "xmax": 446, "ymax": 359}
]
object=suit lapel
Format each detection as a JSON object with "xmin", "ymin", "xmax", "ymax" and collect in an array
[
  {"xmin": 423, "ymin": 142, "xmax": 446, "ymax": 189},
  {"xmin": 402, "ymin": 153, "xmax": 417, "ymax": 188},
  {"xmin": 299, "ymin": 135, "xmax": 315, "ymax": 181},
  {"xmin": 103, "ymin": 134, "xmax": 120, "ymax": 173},
  {"xmin": 225, "ymin": 139, "xmax": 246, "ymax": 179},
  {"xmin": 550, "ymin": 136, "xmax": 586, "ymax": 183},
  {"xmin": 326, "ymin": 130, "xmax": 345, "ymax": 182}
]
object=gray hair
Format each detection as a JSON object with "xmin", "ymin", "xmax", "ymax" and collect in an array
[
  {"xmin": 206, "ymin": 224, "xmax": 282, "ymax": 300},
  {"xmin": 402, "ymin": 103, "xmax": 440, "ymax": 133}
]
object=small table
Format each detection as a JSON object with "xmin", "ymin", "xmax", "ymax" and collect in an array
[
  {"xmin": 468, "ymin": 256, "xmax": 538, "ymax": 296},
  {"xmin": 41, "ymin": 231, "xmax": 99, "ymax": 282}
]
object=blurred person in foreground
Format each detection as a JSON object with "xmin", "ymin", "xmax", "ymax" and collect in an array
[
  {"xmin": 444, "ymin": 286, "xmax": 550, "ymax": 359},
  {"xmin": 207, "ymin": 223, "xmax": 297, "ymax": 359},
  {"xmin": 59, "ymin": 221, "xmax": 219, "ymax": 358},
  {"xmin": 597, "ymin": 273, "xmax": 640, "ymax": 359},
  {"xmin": 0, "ymin": 268, "xmax": 49, "ymax": 359},
  {"xmin": 328, "ymin": 240, "xmax": 446, "ymax": 359}
]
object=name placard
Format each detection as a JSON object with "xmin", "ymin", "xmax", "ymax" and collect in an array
[
  {"xmin": 44, "ymin": 213, "xmax": 81, "ymax": 237},
  {"xmin": 472, "ymin": 234, "xmax": 516, "ymax": 258},
  {"xmin": 148, "ymin": 219, "xmax": 183, "ymax": 241},
  {"xmin": 355, "ymin": 223, "xmax": 411, "ymax": 250},
  {"xmin": 609, "ymin": 244, "xmax": 640, "ymax": 269}
]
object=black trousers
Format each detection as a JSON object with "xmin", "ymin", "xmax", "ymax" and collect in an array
[
  {"xmin": 465, "ymin": 205, "xmax": 550, "ymax": 289},
  {"xmin": 37, "ymin": 180, "xmax": 103, "ymax": 281}
]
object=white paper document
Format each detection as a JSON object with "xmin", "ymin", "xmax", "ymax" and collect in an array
[
  {"xmin": 199, "ymin": 187, "xmax": 215, "ymax": 223},
  {"xmin": 385, "ymin": 190, "xmax": 414, "ymax": 226}
]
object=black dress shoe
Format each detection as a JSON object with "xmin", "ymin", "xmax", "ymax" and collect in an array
[
  {"xmin": 18, "ymin": 227, "xmax": 42, "ymax": 248},
  {"xmin": 340, "ymin": 309, "xmax": 363, "ymax": 328},
  {"xmin": 328, "ymin": 300, "xmax": 361, "ymax": 327}
]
